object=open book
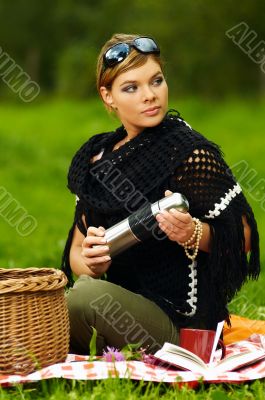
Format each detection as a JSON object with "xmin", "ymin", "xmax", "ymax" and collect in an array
[{"xmin": 152, "ymin": 342, "xmax": 265, "ymax": 374}]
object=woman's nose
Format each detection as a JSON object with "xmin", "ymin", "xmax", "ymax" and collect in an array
[{"xmin": 142, "ymin": 85, "xmax": 156, "ymax": 101}]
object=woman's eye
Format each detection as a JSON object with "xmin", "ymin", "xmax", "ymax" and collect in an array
[
  {"xmin": 153, "ymin": 77, "xmax": 164, "ymax": 86},
  {"xmin": 122, "ymin": 85, "xmax": 137, "ymax": 93}
]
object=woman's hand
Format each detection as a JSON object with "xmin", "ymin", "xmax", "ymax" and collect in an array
[
  {"xmin": 81, "ymin": 226, "xmax": 112, "ymax": 276},
  {"xmin": 155, "ymin": 190, "xmax": 195, "ymax": 244}
]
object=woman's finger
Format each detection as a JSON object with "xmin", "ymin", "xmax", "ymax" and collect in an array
[
  {"xmin": 87, "ymin": 226, "xmax": 106, "ymax": 237},
  {"xmin": 157, "ymin": 210, "xmax": 190, "ymax": 231},
  {"xmin": 81, "ymin": 244, "xmax": 110, "ymax": 257},
  {"xmin": 161, "ymin": 209, "xmax": 191, "ymax": 226},
  {"xmin": 167, "ymin": 208, "xmax": 192, "ymax": 223},
  {"xmin": 82, "ymin": 235, "xmax": 107, "ymax": 248},
  {"xmin": 83, "ymin": 255, "xmax": 111, "ymax": 267}
]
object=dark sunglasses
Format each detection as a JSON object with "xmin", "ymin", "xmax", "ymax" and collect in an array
[{"xmin": 103, "ymin": 37, "xmax": 160, "ymax": 69}]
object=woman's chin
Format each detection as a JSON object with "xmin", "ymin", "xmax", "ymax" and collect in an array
[{"xmin": 142, "ymin": 112, "xmax": 166, "ymax": 127}]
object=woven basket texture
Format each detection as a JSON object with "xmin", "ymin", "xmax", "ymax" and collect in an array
[{"xmin": 0, "ymin": 268, "xmax": 69, "ymax": 375}]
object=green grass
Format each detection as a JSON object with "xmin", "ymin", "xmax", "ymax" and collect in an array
[
  {"xmin": 0, "ymin": 98, "xmax": 264, "ymax": 397},
  {"xmin": 0, "ymin": 377, "xmax": 265, "ymax": 399}
]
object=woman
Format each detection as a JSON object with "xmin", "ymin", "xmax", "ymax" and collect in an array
[{"xmin": 62, "ymin": 33, "xmax": 260, "ymax": 355}]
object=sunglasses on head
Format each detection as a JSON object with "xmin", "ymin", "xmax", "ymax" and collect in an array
[{"xmin": 103, "ymin": 36, "xmax": 160, "ymax": 69}]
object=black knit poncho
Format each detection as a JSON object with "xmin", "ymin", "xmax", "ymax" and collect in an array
[{"xmin": 61, "ymin": 110, "xmax": 260, "ymax": 330}]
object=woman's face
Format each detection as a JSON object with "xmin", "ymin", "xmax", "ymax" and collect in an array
[{"xmin": 100, "ymin": 57, "xmax": 168, "ymax": 136}]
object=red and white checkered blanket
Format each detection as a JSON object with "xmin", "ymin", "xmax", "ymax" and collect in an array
[{"xmin": 1, "ymin": 334, "xmax": 265, "ymax": 386}]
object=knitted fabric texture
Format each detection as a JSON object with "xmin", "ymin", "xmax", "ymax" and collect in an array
[{"xmin": 61, "ymin": 110, "xmax": 260, "ymax": 330}]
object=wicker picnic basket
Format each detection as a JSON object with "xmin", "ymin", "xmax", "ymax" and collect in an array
[{"xmin": 0, "ymin": 268, "xmax": 70, "ymax": 375}]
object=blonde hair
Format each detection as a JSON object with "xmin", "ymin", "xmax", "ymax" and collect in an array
[{"xmin": 96, "ymin": 33, "xmax": 164, "ymax": 113}]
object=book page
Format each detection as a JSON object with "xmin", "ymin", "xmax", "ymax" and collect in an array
[
  {"xmin": 159, "ymin": 342, "xmax": 207, "ymax": 366},
  {"xmin": 209, "ymin": 320, "xmax": 224, "ymax": 364},
  {"xmin": 213, "ymin": 350, "xmax": 265, "ymax": 373},
  {"xmin": 153, "ymin": 350, "xmax": 208, "ymax": 374}
]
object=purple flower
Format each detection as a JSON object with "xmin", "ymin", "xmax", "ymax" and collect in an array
[
  {"xmin": 141, "ymin": 352, "xmax": 157, "ymax": 365},
  {"xmin": 102, "ymin": 346, "xmax": 125, "ymax": 362}
]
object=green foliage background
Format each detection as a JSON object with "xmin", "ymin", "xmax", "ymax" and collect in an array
[{"xmin": 0, "ymin": 0, "xmax": 265, "ymax": 99}]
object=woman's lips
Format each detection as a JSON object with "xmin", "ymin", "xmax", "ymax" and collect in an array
[{"xmin": 142, "ymin": 107, "xmax": 160, "ymax": 116}]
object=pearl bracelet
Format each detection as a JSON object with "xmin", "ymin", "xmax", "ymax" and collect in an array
[
  {"xmin": 179, "ymin": 218, "xmax": 200, "ymax": 247},
  {"xmin": 179, "ymin": 218, "xmax": 203, "ymax": 261}
]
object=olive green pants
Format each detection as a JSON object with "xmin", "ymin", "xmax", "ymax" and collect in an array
[{"xmin": 66, "ymin": 275, "xmax": 179, "ymax": 355}]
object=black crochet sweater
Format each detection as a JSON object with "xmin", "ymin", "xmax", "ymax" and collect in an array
[{"xmin": 62, "ymin": 110, "xmax": 260, "ymax": 330}]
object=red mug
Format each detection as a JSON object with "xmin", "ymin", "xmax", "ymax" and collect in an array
[{"xmin": 179, "ymin": 328, "xmax": 226, "ymax": 363}]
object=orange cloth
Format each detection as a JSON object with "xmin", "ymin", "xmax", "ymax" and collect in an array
[{"xmin": 223, "ymin": 314, "xmax": 265, "ymax": 345}]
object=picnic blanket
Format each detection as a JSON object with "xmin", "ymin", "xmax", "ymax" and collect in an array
[
  {"xmin": 1, "ymin": 334, "xmax": 265, "ymax": 387},
  {"xmin": 223, "ymin": 315, "xmax": 265, "ymax": 345}
]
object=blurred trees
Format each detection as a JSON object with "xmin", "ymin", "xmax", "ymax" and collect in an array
[{"xmin": 0, "ymin": 0, "xmax": 264, "ymax": 99}]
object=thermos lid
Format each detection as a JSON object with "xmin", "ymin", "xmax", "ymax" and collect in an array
[{"xmin": 157, "ymin": 192, "xmax": 189, "ymax": 213}]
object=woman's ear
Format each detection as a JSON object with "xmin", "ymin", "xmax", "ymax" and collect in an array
[{"xmin": 100, "ymin": 86, "xmax": 114, "ymax": 108}]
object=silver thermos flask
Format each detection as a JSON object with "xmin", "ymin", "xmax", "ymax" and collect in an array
[{"xmin": 97, "ymin": 192, "xmax": 189, "ymax": 258}]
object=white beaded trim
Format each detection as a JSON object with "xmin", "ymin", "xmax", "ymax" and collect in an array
[
  {"xmin": 183, "ymin": 260, "xmax": 198, "ymax": 316},
  {"xmin": 177, "ymin": 117, "xmax": 192, "ymax": 130},
  {"xmin": 162, "ymin": 260, "xmax": 198, "ymax": 317},
  {"xmin": 204, "ymin": 183, "xmax": 242, "ymax": 219}
]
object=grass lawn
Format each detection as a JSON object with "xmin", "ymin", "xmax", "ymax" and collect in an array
[{"xmin": 0, "ymin": 97, "xmax": 264, "ymax": 398}]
